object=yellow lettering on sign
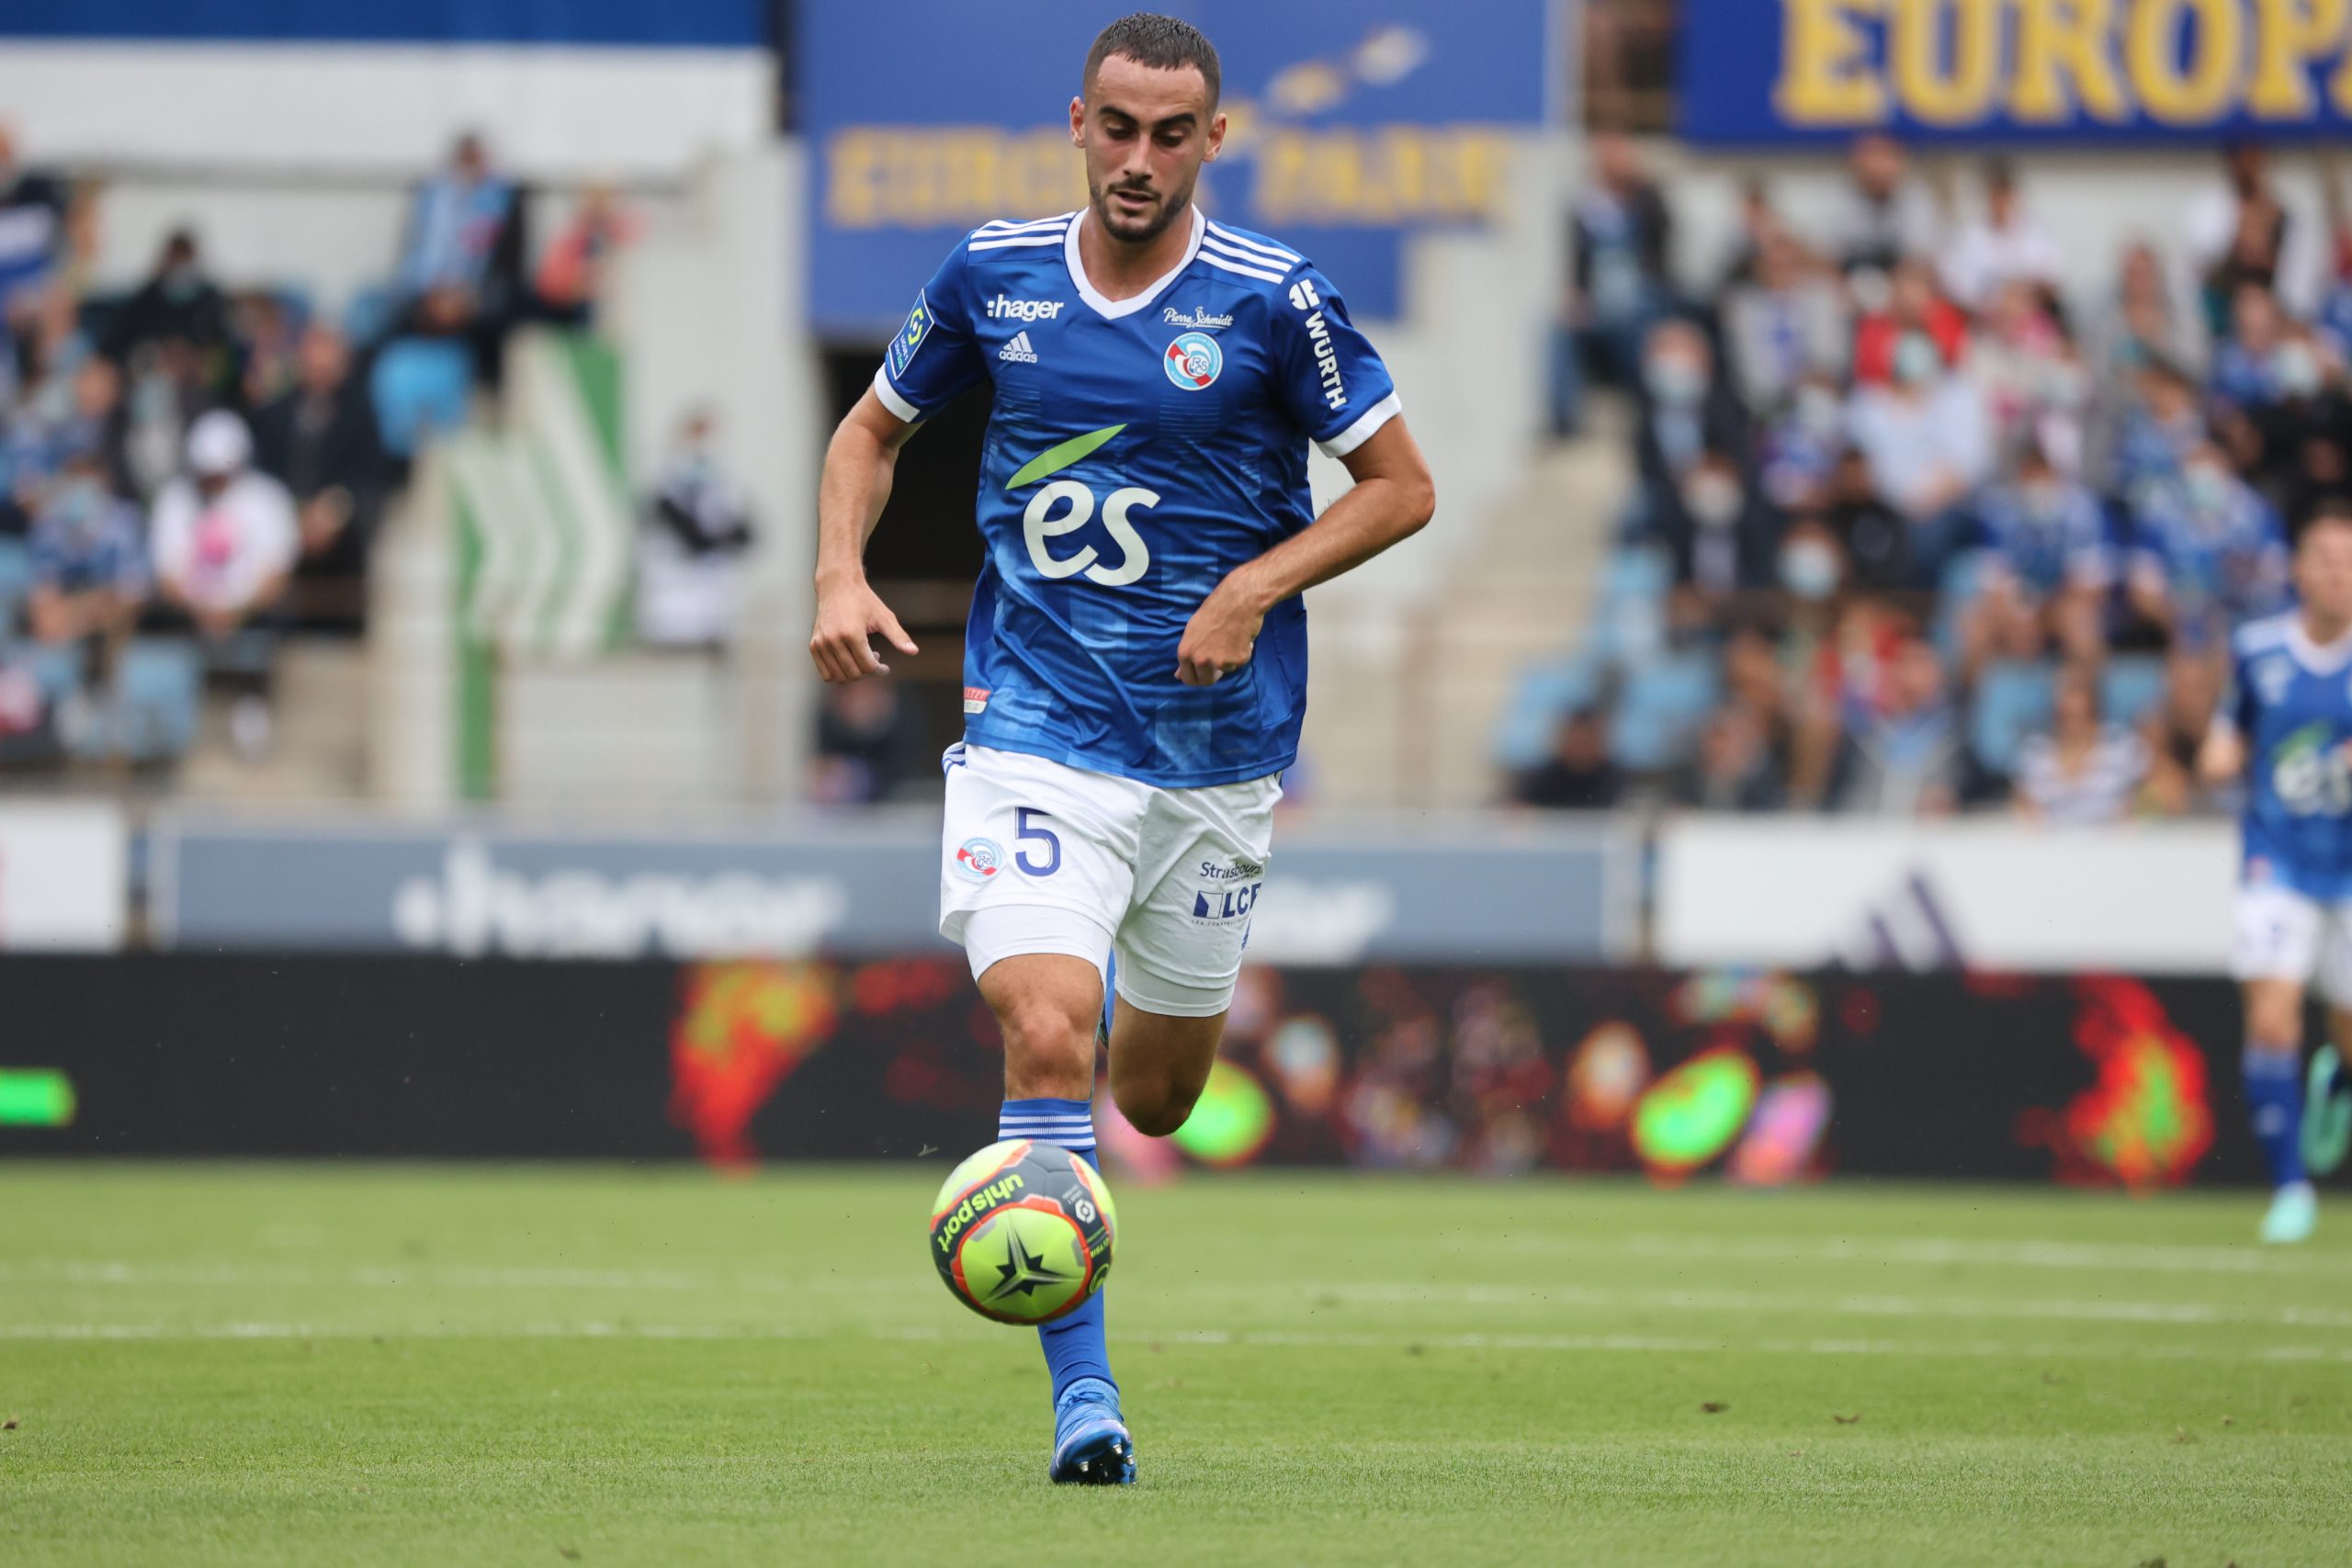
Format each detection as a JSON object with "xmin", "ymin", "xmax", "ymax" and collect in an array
[
  {"xmin": 823, "ymin": 129, "xmax": 1085, "ymax": 230},
  {"xmin": 2127, "ymin": 0, "xmax": 2247, "ymax": 123},
  {"xmin": 1893, "ymin": 0, "xmax": 2004, "ymax": 123},
  {"xmin": 2010, "ymin": 0, "xmax": 2131, "ymax": 121},
  {"xmin": 1251, "ymin": 129, "xmax": 1511, "ymax": 226},
  {"xmin": 2252, "ymin": 0, "xmax": 2350, "ymax": 117},
  {"xmin": 1775, "ymin": 0, "xmax": 1891, "ymax": 125}
]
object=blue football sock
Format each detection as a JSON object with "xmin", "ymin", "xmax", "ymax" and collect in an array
[
  {"xmin": 1000, "ymin": 1096, "xmax": 1114, "ymax": 1402},
  {"xmin": 2245, "ymin": 1042, "xmax": 2308, "ymax": 1190}
]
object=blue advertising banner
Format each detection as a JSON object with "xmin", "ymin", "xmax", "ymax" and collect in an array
[
  {"xmin": 1680, "ymin": 0, "xmax": 2352, "ymax": 146},
  {"xmin": 1, "ymin": 0, "xmax": 762, "ymax": 46},
  {"xmin": 798, "ymin": 0, "xmax": 1559, "ymax": 332}
]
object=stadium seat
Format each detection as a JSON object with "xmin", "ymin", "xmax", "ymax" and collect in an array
[
  {"xmin": 2100, "ymin": 655, "xmax": 2167, "ymax": 726},
  {"xmin": 344, "ymin": 282, "xmax": 403, "ymax": 346},
  {"xmin": 1970, "ymin": 660, "xmax": 2057, "ymax": 776},
  {"xmin": 1494, "ymin": 651, "xmax": 1606, "ymax": 771},
  {"xmin": 1591, "ymin": 547, "xmax": 1671, "ymax": 665},
  {"xmin": 114, "ymin": 637, "xmax": 203, "ymax": 762},
  {"xmin": 1611, "ymin": 649, "xmax": 1721, "ymax": 773},
  {"xmin": 371, "ymin": 338, "xmax": 473, "ymax": 457},
  {"xmin": 0, "ymin": 537, "xmax": 29, "ymax": 636}
]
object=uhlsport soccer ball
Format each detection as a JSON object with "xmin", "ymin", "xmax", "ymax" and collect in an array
[{"xmin": 929, "ymin": 1140, "xmax": 1116, "ymax": 1325}]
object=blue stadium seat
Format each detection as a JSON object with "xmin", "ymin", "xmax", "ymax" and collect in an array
[
  {"xmin": 1591, "ymin": 547, "xmax": 1671, "ymax": 664},
  {"xmin": 344, "ymin": 282, "xmax": 403, "ymax": 346},
  {"xmin": 0, "ymin": 538, "xmax": 29, "ymax": 637},
  {"xmin": 370, "ymin": 338, "xmax": 472, "ymax": 457},
  {"xmin": 2101, "ymin": 655, "xmax": 2167, "ymax": 726},
  {"xmin": 1971, "ymin": 660, "xmax": 2057, "ymax": 776},
  {"xmin": 114, "ymin": 638, "xmax": 202, "ymax": 762},
  {"xmin": 1611, "ymin": 649, "xmax": 1721, "ymax": 773},
  {"xmin": 1495, "ymin": 651, "xmax": 1606, "ymax": 771}
]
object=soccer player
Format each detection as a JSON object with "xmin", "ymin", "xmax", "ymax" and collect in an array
[
  {"xmin": 807, "ymin": 15, "xmax": 1434, "ymax": 1482},
  {"xmin": 2200, "ymin": 501, "xmax": 2352, "ymax": 1243}
]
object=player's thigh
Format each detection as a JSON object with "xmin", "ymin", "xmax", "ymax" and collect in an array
[
  {"xmin": 2234, "ymin": 885, "xmax": 2321, "ymax": 1041},
  {"xmin": 1104, "ymin": 998, "xmax": 1226, "ymax": 1135},
  {"xmin": 976, "ymin": 951, "xmax": 1105, "ymax": 1101},
  {"xmin": 1112, "ymin": 771, "xmax": 1282, "ymax": 1025},
  {"xmin": 938, "ymin": 744, "xmax": 1146, "ymax": 964}
]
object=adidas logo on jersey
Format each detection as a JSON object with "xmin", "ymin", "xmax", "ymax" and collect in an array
[{"xmin": 999, "ymin": 331, "xmax": 1039, "ymax": 364}]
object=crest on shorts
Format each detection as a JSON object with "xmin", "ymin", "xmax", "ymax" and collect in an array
[{"xmin": 954, "ymin": 837, "xmax": 1006, "ymax": 884}]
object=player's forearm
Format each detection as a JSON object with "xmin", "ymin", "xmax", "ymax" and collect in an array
[
  {"xmin": 814, "ymin": 420, "xmax": 899, "ymax": 588},
  {"xmin": 1224, "ymin": 470, "xmax": 1435, "ymax": 612}
]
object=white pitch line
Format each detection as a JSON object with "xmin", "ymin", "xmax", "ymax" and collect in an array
[
  {"xmin": 1455, "ymin": 1231, "xmax": 2352, "ymax": 1279},
  {"xmin": 4, "ymin": 1320, "xmax": 2351, "ymax": 1366}
]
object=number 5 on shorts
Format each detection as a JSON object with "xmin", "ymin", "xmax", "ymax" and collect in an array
[{"xmin": 1014, "ymin": 807, "xmax": 1061, "ymax": 876}]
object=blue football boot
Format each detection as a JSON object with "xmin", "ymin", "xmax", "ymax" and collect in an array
[{"xmin": 1049, "ymin": 1376, "xmax": 1134, "ymax": 1485}]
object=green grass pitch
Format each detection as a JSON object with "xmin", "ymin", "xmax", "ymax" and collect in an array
[{"xmin": 3, "ymin": 1165, "xmax": 2348, "ymax": 1566}]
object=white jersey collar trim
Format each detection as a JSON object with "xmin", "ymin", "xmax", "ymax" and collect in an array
[
  {"xmin": 1064, "ymin": 205, "xmax": 1204, "ymax": 321},
  {"xmin": 2288, "ymin": 615, "xmax": 2352, "ymax": 673}
]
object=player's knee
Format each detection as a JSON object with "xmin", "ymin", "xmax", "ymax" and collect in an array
[
  {"xmin": 1113, "ymin": 1080, "xmax": 1195, "ymax": 1138},
  {"xmin": 997, "ymin": 994, "xmax": 1096, "ymax": 1096}
]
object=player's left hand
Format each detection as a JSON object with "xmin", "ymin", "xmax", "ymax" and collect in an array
[{"xmin": 1175, "ymin": 578, "xmax": 1265, "ymax": 687}]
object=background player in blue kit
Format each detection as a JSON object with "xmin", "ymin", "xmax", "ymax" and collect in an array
[
  {"xmin": 807, "ymin": 14, "xmax": 1436, "ymax": 1483},
  {"xmin": 2200, "ymin": 500, "xmax": 2352, "ymax": 1244}
]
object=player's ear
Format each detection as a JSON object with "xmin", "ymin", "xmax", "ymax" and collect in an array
[
  {"xmin": 1205, "ymin": 111, "xmax": 1227, "ymax": 162},
  {"xmin": 1068, "ymin": 96, "xmax": 1086, "ymax": 148}
]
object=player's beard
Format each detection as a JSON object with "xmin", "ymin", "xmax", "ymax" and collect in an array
[{"xmin": 1089, "ymin": 167, "xmax": 1197, "ymax": 245}]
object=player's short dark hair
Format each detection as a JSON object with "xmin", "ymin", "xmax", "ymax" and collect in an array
[
  {"xmin": 2301, "ymin": 494, "xmax": 2352, "ymax": 541},
  {"xmin": 1084, "ymin": 13, "xmax": 1221, "ymax": 108}
]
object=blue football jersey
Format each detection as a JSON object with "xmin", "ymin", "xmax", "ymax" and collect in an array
[
  {"xmin": 872, "ymin": 205, "xmax": 1401, "ymax": 788},
  {"xmin": 2225, "ymin": 612, "xmax": 2352, "ymax": 898}
]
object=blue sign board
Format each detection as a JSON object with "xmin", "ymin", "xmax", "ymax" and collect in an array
[
  {"xmin": 1682, "ymin": 0, "xmax": 2352, "ymax": 146},
  {"xmin": 798, "ymin": 0, "xmax": 1558, "ymax": 332}
]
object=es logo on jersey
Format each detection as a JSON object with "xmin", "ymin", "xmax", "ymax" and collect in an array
[{"xmin": 1164, "ymin": 332, "xmax": 1223, "ymax": 390}]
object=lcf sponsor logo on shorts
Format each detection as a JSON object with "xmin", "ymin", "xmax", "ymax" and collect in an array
[{"xmin": 1192, "ymin": 859, "xmax": 1264, "ymax": 922}]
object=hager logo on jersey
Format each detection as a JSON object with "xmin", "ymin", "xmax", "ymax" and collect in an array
[{"xmin": 1164, "ymin": 332, "xmax": 1223, "ymax": 390}]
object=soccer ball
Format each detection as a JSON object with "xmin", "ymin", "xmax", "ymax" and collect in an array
[{"xmin": 928, "ymin": 1139, "xmax": 1117, "ymax": 1325}]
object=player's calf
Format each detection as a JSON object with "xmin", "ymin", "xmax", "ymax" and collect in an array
[{"xmin": 1107, "ymin": 1006, "xmax": 1225, "ymax": 1137}]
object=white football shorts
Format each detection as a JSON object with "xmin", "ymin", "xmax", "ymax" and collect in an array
[
  {"xmin": 939, "ymin": 743, "xmax": 1281, "ymax": 1018},
  {"xmin": 2232, "ymin": 882, "xmax": 2352, "ymax": 1001}
]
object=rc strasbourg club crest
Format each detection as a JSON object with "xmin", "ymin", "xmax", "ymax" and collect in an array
[
  {"xmin": 955, "ymin": 837, "xmax": 1006, "ymax": 883},
  {"xmin": 1163, "ymin": 331, "xmax": 1223, "ymax": 390}
]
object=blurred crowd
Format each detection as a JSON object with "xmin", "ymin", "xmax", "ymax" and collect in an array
[
  {"xmin": 1517, "ymin": 133, "xmax": 2345, "ymax": 821},
  {"xmin": 0, "ymin": 126, "xmax": 642, "ymax": 770}
]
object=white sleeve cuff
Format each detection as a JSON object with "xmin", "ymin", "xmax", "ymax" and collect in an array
[
  {"xmin": 871, "ymin": 365, "xmax": 922, "ymax": 423},
  {"xmin": 1317, "ymin": 390, "xmax": 1402, "ymax": 458}
]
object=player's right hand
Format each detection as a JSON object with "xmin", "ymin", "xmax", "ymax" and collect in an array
[{"xmin": 809, "ymin": 577, "xmax": 919, "ymax": 682}]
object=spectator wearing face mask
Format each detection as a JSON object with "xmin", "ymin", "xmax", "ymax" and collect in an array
[
  {"xmin": 2127, "ymin": 442, "xmax": 2290, "ymax": 648},
  {"xmin": 26, "ymin": 450, "xmax": 145, "ymax": 649},
  {"xmin": 101, "ymin": 229, "xmax": 232, "ymax": 369},
  {"xmin": 1632, "ymin": 318, "xmax": 1747, "ymax": 540},
  {"xmin": 2239, "ymin": 330, "xmax": 2352, "ymax": 507},
  {"xmin": 1963, "ymin": 446, "xmax": 2113, "ymax": 675},
  {"xmin": 2187, "ymin": 142, "xmax": 2324, "ymax": 328},
  {"xmin": 638, "ymin": 407, "xmax": 757, "ymax": 649},
  {"xmin": 1852, "ymin": 257, "xmax": 1969, "ymax": 389},
  {"xmin": 1664, "ymin": 450, "xmax": 1779, "ymax": 635},
  {"xmin": 1847, "ymin": 330, "xmax": 1994, "ymax": 586},
  {"xmin": 1821, "ymin": 448, "xmax": 1909, "ymax": 592}
]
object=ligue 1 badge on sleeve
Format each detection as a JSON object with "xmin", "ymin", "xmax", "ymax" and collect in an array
[{"xmin": 1163, "ymin": 331, "xmax": 1222, "ymax": 391}]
